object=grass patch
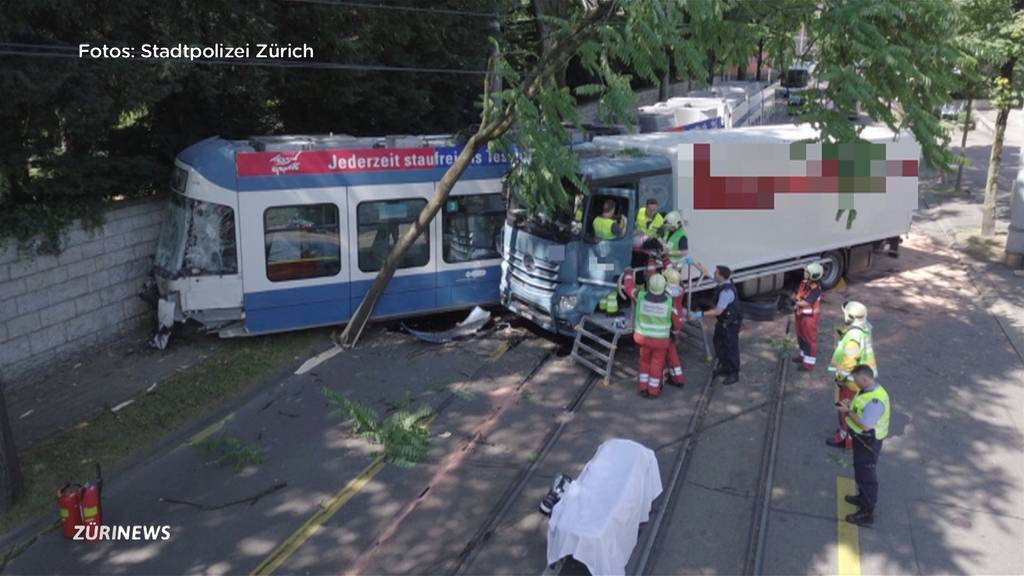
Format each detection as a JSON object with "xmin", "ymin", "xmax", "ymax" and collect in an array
[
  {"xmin": 960, "ymin": 233, "xmax": 1006, "ymax": 263},
  {"xmin": 0, "ymin": 329, "xmax": 327, "ymax": 533},
  {"xmin": 192, "ymin": 433, "xmax": 265, "ymax": 471}
]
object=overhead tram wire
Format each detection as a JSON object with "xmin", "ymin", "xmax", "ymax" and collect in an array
[
  {"xmin": 0, "ymin": 42, "xmax": 489, "ymax": 75},
  {"xmin": 278, "ymin": 0, "xmax": 500, "ymax": 18}
]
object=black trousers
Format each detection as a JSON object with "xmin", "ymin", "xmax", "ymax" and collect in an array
[
  {"xmin": 713, "ymin": 320, "xmax": 741, "ymax": 375},
  {"xmin": 852, "ymin": 432, "xmax": 883, "ymax": 512}
]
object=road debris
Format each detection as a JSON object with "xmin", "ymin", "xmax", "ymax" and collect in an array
[
  {"xmin": 160, "ymin": 481, "xmax": 287, "ymax": 511},
  {"xmin": 403, "ymin": 306, "xmax": 491, "ymax": 343}
]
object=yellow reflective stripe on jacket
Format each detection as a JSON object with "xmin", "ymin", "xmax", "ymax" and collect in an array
[{"xmin": 83, "ymin": 506, "xmax": 99, "ymax": 517}]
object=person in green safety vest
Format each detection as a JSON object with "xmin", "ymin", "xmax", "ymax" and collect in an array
[
  {"xmin": 636, "ymin": 198, "xmax": 665, "ymax": 237},
  {"xmin": 827, "ymin": 301, "xmax": 877, "ymax": 449},
  {"xmin": 623, "ymin": 269, "xmax": 684, "ymax": 399},
  {"xmin": 660, "ymin": 211, "xmax": 688, "ymax": 268},
  {"xmin": 837, "ymin": 364, "xmax": 890, "ymax": 527},
  {"xmin": 592, "ymin": 199, "xmax": 626, "ymax": 240}
]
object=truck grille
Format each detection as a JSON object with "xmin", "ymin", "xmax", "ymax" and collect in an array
[{"xmin": 506, "ymin": 252, "xmax": 559, "ymax": 293}]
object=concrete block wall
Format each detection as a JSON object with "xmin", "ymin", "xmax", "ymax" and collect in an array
[{"xmin": 0, "ymin": 198, "xmax": 165, "ymax": 386}]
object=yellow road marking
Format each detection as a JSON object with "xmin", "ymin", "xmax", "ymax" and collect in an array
[
  {"xmin": 837, "ymin": 476, "xmax": 862, "ymax": 576},
  {"xmin": 489, "ymin": 340, "xmax": 511, "ymax": 362},
  {"xmin": 250, "ymin": 455, "xmax": 387, "ymax": 576},
  {"xmin": 188, "ymin": 413, "xmax": 235, "ymax": 446}
]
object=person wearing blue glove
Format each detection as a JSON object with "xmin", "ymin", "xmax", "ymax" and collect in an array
[{"xmin": 694, "ymin": 262, "xmax": 743, "ymax": 385}]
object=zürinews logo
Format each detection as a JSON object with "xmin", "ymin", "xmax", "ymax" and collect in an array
[{"xmin": 72, "ymin": 525, "xmax": 172, "ymax": 541}]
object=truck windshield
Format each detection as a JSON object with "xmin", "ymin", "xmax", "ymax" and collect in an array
[
  {"xmin": 154, "ymin": 193, "xmax": 238, "ymax": 278},
  {"xmin": 782, "ymin": 69, "xmax": 809, "ymax": 89},
  {"xmin": 506, "ymin": 181, "xmax": 582, "ymax": 243}
]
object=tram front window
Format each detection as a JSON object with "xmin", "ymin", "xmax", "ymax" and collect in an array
[{"xmin": 154, "ymin": 193, "xmax": 238, "ymax": 278}]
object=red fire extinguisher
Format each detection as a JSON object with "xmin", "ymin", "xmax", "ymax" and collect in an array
[
  {"xmin": 80, "ymin": 464, "xmax": 103, "ymax": 542},
  {"xmin": 57, "ymin": 483, "xmax": 84, "ymax": 539}
]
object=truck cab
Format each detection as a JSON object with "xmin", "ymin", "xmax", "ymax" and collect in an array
[{"xmin": 500, "ymin": 152, "xmax": 673, "ymax": 335}]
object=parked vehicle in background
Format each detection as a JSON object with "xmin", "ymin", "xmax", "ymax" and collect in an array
[
  {"xmin": 637, "ymin": 81, "xmax": 776, "ymax": 132},
  {"xmin": 781, "ymin": 61, "xmax": 815, "ymax": 115},
  {"xmin": 151, "ymin": 134, "xmax": 508, "ymax": 347},
  {"xmin": 500, "ymin": 124, "xmax": 921, "ymax": 336}
]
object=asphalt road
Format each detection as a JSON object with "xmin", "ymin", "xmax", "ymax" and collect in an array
[{"xmin": 4, "ymin": 113, "xmax": 1024, "ymax": 575}]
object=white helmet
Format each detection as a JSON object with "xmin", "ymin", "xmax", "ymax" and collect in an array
[
  {"xmin": 662, "ymin": 267, "xmax": 681, "ymax": 286},
  {"xmin": 805, "ymin": 262, "xmax": 824, "ymax": 281},
  {"xmin": 842, "ymin": 301, "xmax": 868, "ymax": 324},
  {"xmin": 647, "ymin": 273, "xmax": 667, "ymax": 295},
  {"xmin": 664, "ymin": 211, "xmax": 684, "ymax": 230}
]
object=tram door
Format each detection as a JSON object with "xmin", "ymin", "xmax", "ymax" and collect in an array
[
  {"xmin": 239, "ymin": 187, "xmax": 351, "ymax": 333},
  {"xmin": 347, "ymin": 183, "xmax": 438, "ymax": 319},
  {"xmin": 435, "ymin": 179, "xmax": 505, "ymax": 308}
]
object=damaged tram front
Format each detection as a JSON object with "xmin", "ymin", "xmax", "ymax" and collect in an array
[{"xmin": 152, "ymin": 135, "xmax": 508, "ymax": 348}]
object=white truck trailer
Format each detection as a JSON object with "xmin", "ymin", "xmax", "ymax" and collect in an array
[{"xmin": 499, "ymin": 123, "xmax": 920, "ymax": 335}]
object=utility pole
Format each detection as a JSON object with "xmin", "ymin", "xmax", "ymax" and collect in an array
[
  {"xmin": 955, "ymin": 98, "xmax": 973, "ymax": 195},
  {"xmin": 1005, "ymin": 102, "xmax": 1024, "ymax": 269}
]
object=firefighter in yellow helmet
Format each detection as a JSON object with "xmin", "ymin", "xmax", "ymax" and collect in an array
[{"xmin": 827, "ymin": 301, "xmax": 878, "ymax": 449}]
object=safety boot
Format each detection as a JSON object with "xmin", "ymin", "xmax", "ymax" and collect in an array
[
  {"xmin": 844, "ymin": 493, "xmax": 865, "ymax": 507},
  {"xmin": 845, "ymin": 510, "xmax": 874, "ymax": 526}
]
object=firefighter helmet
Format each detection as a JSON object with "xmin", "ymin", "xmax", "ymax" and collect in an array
[
  {"xmin": 664, "ymin": 211, "xmax": 684, "ymax": 230},
  {"xmin": 805, "ymin": 262, "xmax": 824, "ymax": 281},
  {"xmin": 842, "ymin": 301, "xmax": 868, "ymax": 324},
  {"xmin": 648, "ymin": 273, "xmax": 667, "ymax": 295}
]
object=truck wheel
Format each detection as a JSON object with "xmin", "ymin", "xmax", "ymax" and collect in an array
[
  {"xmin": 739, "ymin": 295, "xmax": 780, "ymax": 322},
  {"xmin": 819, "ymin": 250, "xmax": 845, "ymax": 290}
]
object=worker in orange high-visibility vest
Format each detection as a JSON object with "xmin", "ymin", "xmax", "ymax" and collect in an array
[
  {"xmin": 792, "ymin": 263, "xmax": 824, "ymax": 372},
  {"xmin": 624, "ymin": 269, "xmax": 683, "ymax": 398},
  {"xmin": 662, "ymin": 267, "xmax": 687, "ymax": 387}
]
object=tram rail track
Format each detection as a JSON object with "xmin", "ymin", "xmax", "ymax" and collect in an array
[{"xmin": 448, "ymin": 318, "xmax": 794, "ymax": 576}]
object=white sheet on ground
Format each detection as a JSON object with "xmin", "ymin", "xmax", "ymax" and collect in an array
[{"xmin": 546, "ymin": 438, "xmax": 662, "ymax": 575}]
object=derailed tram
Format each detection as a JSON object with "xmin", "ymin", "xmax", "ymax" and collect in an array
[{"xmin": 151, "ymin": 134, "xmax": 509, "ymax": 346}]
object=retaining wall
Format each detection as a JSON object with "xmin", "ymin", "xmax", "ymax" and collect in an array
[{"xmin": 0, "ymin": 198, "xmax": 164, "ymax": 386}]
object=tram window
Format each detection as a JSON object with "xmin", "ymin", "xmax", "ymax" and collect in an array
[
  {"xmin": 264, "ymin": 204, "xmax": 341, "ymax": 282},
  {"xmin": 442, "ymin": 193, "xmax": 504, "ymax": 263},
  {"xmin": 357, "ymin": 198, "xmax": 429, "ymax": 272}
]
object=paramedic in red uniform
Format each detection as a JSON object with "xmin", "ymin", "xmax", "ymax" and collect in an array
[
  {"xmin": 662, "ymin": 267, "xmax": 687, "ymax": 387},
  {"xmin": 793, "ymin": 263, "xmax": 824, "ymax": 372},
  {"xmin": 624, "ymin": 270, "xmax": 684, "ymax": 398}
]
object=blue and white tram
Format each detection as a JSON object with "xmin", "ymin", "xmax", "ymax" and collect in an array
[{"xmin": 152, "ymin": 134, "xmax": 509, "ymax": 342}]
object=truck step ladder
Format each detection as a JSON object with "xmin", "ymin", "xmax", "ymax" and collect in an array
[{"xmin": 570, "ymin": 315, "xmax": 630, "ymax": 385}]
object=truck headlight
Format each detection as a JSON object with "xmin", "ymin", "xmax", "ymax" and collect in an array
[{"xmin": 557, "ymin": 295, "xmax": 578, "ymax": 311}]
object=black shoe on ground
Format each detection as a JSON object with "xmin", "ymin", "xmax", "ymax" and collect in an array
[
  {"xmin": 539, "ymin": 473, "xmax": 573, "ymax": 516},
  {"xmin": 640, "ymin": 389, "xmax": 650, "ymax": 398},
  {"xmin": 844, "ymin": 494, "xmax": 865, "ymax": 507},
  {"xmin": 845, "ymin": 510, "xmax": 874, "ymax": 526},
  {"xmin": 722, "ymin": 374, "xmax": 739, "ymax": 386}
]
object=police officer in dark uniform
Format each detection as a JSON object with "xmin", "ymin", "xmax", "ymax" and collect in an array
[
  {"xmin": 838, "ymin": 364, "xmax": 891, "ymax": 526},
  {"xmin": 692, "ymin": 263, "xmax": 743, "ymax": 385}
]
